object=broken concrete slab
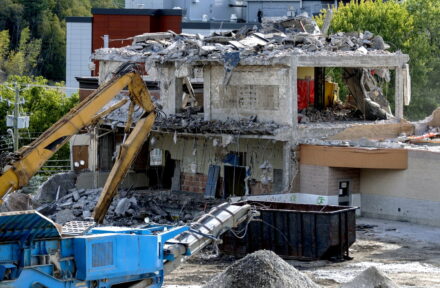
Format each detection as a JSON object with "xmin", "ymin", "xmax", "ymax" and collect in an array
[
  {"xmin": 115, "ymin": 198, "xmax": 131, "ymax": 216},
  {"xmin": 54, "ymin": 209, "xmax": 76, "ymax": 225},
  {"xmin": 34, "ymin": 172, "xmax": 77, "ymax": 203}
]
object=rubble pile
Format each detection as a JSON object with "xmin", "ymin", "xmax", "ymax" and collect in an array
[
  {"xmin": 203, "ymin": 250, "xmax": 319, "ymax": 288},
  {"xmin": 299, "ymin": 105, "xmax": 363, "ymax": 123},
  {"xmin": 94, "ymin": 16, "xmax": 393, "ymax": 65},
  {"xmin": 154, "ymin": 112, "xmax": 281, "ymax": 135},
  {"xmin": 38, "ymin": 188, "xmax": 223, "ymax": 226}
]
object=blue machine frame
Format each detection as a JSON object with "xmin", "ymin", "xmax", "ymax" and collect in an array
[{"xmin": 0, "ymin": 211, "xmax": 188, "ymax": 288}]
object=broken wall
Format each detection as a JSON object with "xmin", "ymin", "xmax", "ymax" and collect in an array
[
  {"xmin": 206, "ymin": 65, "xmax": 292, "ymax": 126},
  {"xmin": 360, "ymin": 150, "xmax": 440, "ymax": 226},
  {"xmin": 151, "ymin": 133, "xmax": 285, "ymax": 195}
]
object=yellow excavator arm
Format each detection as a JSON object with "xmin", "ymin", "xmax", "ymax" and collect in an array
[{"xmin": 0, "ymin": 64, "xmax": 156, "ymax": 223}]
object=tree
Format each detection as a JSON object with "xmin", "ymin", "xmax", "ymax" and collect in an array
[
  {"xmin": 0, "ymin": 75, "xmax": 79, "ymax": 159},
  {"xmin": 404, "ymin": 0, "xmax": 440, "ymax": 119},
  {"xmin": 0, "ymin": 27, "xmax": 41, "ymax": 78},
  {"xmin": 0, "ymin": 0, "xmax": 24, "ymax": 49},
  {"xmin": 39, "ymin": 14, "xmax": 65, "ymax": 80},
  {"xmin": 315, "ymin": 0, "xmax": 438, "ymax": 120}
]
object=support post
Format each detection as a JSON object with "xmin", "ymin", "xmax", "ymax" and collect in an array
[
  {"xmin": 395, "ymin": 66, "xmax": 404, "ymax": 119},
  {"xmin": 203, "ymin": 66, "xmax": 211, "ymax": 121},
  {"xmin": 282, "ymin": 141, "xmax": 292, "ymax": 192},
  {"xmin": 13, "ymin": 83, "xmax": 20, "ymax": 151},
  {"xmin": 289, "ymin": 56, "xmax": 298, "ymax": 139}
]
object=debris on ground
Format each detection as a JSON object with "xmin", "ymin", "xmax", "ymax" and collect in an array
[
  {"xmin": 340, "ymin": 266, "xmax": 399, "ymax": 288},
  {"xmin": 38, "ymin": 188, "xmax": 223, "ymax": 226},
  {"xmin": 34, "ymin": 172, "xmax": 77, "ymax": 203},
  {"xmin": 203, "ymin": 250, "xmax": 320, "ymax": 288}
]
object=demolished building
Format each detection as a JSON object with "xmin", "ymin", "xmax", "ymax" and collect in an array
[{"xmin": 68, "ymin": 17, "xmax": 440, "ymax": 227}]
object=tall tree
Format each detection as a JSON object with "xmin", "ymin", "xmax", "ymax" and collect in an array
[
  {"xmin": 316, "ymin": 0, "xmax": 437, "ymax": 120},
  {"xmin": 39, "ymin": 14, "xmax": 65, "ymax": 80}
]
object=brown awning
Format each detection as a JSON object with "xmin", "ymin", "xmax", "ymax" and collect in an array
[{"xmin": 300, "ymin": 144, "xmax": 408, "ymax": 169}]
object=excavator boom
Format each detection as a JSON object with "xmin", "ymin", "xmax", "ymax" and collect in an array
[{"xmin": 0, "ymin": 64, "xmax": 156, "ymax": 222}]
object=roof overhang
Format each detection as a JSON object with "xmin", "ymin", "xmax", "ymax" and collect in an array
[{"xmin": 300, "ymin": 144, "xmax": 408, "ymax": 169}]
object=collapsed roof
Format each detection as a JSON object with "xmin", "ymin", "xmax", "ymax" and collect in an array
[{"xmin": 93, "ymin": 16, "xmax": 401, "ymax": 66}]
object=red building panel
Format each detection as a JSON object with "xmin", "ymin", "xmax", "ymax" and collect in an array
[{"xmin": 91, "ymin": 11, "xmax": 182, "ymax": 76}]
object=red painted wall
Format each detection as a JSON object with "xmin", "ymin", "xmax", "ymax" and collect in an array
[{"xmin": 92, "ymin": 12, "xmax": 182, "ymax": 76}]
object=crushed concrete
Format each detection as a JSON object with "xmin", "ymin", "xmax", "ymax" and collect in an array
[
  {"xmin": 154, "ymin": 111, "xmax": 282, "ymax": 135},
  {"xmin": 340, "ymin": 266, "xmax": 399, "ymax": 288},
  {"xmin": 203, "ymin": 250, "xmax": 320, "ymax": 288},
  {"xmin": 299, "ymin": 104, "xmax": 363, "ymax": 123},
  {"xmin": 38, "ymin": 189, "xmax": 223, "ymax": 226},
  {"xmin": 94, "ymin": 17, "xmax": 393, "ymax": 65},
  {"xmin": 34, "ymin": 172, "xmax": 77, "ymax": 203}
]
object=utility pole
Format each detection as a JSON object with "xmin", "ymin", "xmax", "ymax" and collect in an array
[{"xmin": 12, "ymin": 83, "xmax": 20, "ymax": 151}]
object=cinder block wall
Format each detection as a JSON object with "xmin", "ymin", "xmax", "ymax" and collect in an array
[
  {"xmin": 328, "ymin": 168, "xmax": 360, "ymax": 194},
  {"xmin": 360, "ymin": 150, "xmax": 440, "ymax": 226}
]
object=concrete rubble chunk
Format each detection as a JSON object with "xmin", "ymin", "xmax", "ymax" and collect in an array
[
  {"xmin": 340, "ymin": 266, "xmax": 399, "ymax": 288},
  {"xmin": 34, "ymin": 172, "xmax": 77, "ymax": 203},
  {"xmin": 72, "ymin": 190, "xmax": 80, "ymax": 201},
  {"xmin": 54, "ymin": 209, "xmax": 75, "ymax": 225},
  {"xmin": 115, "ymin": 198, "xmax": 131, "ymax": 216},
  {"xmin": 1, "ymin": 192, "xmax": 33, "ymax": 212}
]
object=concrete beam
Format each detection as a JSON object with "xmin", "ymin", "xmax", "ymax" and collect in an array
[{"xmin": 296, "ymin": 54, "xmax": 409, "ymax": 68}]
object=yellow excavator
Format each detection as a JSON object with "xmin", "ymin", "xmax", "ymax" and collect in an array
[{"xmin": 0, "ymin": 63, "xmax": 156, "ymax": 223}]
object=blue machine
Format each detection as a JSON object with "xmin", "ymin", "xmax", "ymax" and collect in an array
[
  {"xmin": 0, "ymin": 203, "xmax": 253, "ymax": 288},
  {"xmin": 0, "ymin": 211, "xmax": 188, "ymax": 288}
]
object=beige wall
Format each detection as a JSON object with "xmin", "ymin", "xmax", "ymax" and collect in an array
[
  {"xmin": 299, "ymin": 164, "xmax": 360, "ymax": 196},
  {"xmin": 208, "ymin": 65, "xmax": 292, "ymax": 125},
  {"xmin": 360, "ymin": 150, "xmax": 440, "ymax": 226},
  {"xmin": 360, "ymin": 150, "xmax": 440, "ymax": 202}
]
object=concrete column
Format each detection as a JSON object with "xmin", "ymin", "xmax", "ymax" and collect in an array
[
  {"xmin": 160, "ymin": 65, "xmax": 183, "ymax": 115},
  {"xmin": 203, "ymin": 66, "xmax": 211, "ymax": 121},
  {"xmin": 283, "ymin": 141, "xmax": 293, "ymax": 192},
  {"xmin": 175, "ymin": 77, "xmax": 183, "ymax": 113},
  {"xmin": 289, "ymin": 56, "xmax": 298, "ymax": 140},
  {"xmin": 395, "ymin": 66, "xmax": 404, "ymax": 119}
]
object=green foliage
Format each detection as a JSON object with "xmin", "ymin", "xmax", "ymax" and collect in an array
[
  {"xmin": 0, "ymin": 27, "xmax": 42, "ymax": 77},
  {"xmin": 315, "ymin": 0, "xmax": 440, "ymax": 120},
  {"xmin": 0, "ymin": 0, "xmax": 122, "ymax": 81},
  {"xmin": 40, "ymin": 14, "xmax": 65, "ymax": 80},
  {"xmin": 0, "ymin": 76, "xmax": 79, "ymax": 159}
]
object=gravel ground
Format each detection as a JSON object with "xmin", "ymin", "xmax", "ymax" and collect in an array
[
  {"xmin": 164, "ymin": 217, "xmax": 440, "ymax": 288},
  {"xmin": 203, "ymin": 250, "xmax": 319, "ymax": 288}
]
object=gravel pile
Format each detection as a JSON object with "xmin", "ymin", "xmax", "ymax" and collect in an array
[
  {"xmin": 203, "ymin": 250, "xmax": 320, "ymax": 288},
  {"xmin": 341, "ymin": 266, "xmax": 399, "ymax": 288}
]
